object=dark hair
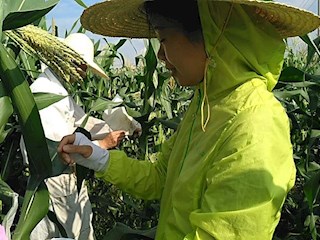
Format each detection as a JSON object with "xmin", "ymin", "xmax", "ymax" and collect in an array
[{"xmin": 143, "ymin": 0, "xmax": 203, "ymax": 42}]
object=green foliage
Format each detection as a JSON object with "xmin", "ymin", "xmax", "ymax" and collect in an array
[
  {"xmin": 273, "ymin": 36, "xmax": 320, "ymax": 240},
  {"xmin": 0, "ymin": 2, "xmax": 319, "ymax": 239},
  {"xmin": 64, "ymin": 38, "xmax": 192, "ymax": 239},
  {"xmin": 0, "ymin": 0, "xmax": 59, "ymax": 34},
  {"xmin": 0, "ymin": 0, "xmax": 60, "ymax": 239}
]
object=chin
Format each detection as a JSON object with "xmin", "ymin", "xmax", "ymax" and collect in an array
[{"xmin": 176, "ymin": 78, "xmax": 198, "ymax": 87}]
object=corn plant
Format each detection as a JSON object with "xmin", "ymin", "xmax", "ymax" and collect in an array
[
  {"xmin": 1, "ymin": 1, "xmax": 320, "ymax": 240},
  {"xmin": 273, "ymin": 35, "xmax": 320, "ymax": 240},
  {"xmin": 0, "ymin": 0, "xmax": 65, "ymax": 239}
]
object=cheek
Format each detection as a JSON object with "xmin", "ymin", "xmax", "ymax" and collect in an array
[
  {"xmin": 176, "ymin": 58, "xmax": 206, "ymax": 86},
  {"xmin": 162, "ymin": 40, "xmax": 206, "ymax": 86}
]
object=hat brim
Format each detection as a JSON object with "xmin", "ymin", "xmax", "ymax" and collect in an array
[
  {"xmin": 58, "ymin": 35, "xmax": 108, "ymax": 79},
  {"xmin": 80, "ymin": 0, "xmax": 320, "ymax": 39},
  {"xmin": 86, "ymin": 59, "xmax": 109, "ymax": 79}
]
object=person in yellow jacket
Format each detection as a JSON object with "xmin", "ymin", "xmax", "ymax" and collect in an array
[{"xmin": 57, "ymin": 0, "xmax": 320, "ymax": 239}]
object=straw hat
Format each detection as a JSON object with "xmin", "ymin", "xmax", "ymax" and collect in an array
[
  {"xmin": 63, "ymin": 33, "xmax": 108, "ymax": 78},
  {"xmin": 80, "ymin": 0, "xmax": 320, "ymax": 39}
]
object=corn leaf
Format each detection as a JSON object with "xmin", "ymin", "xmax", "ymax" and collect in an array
[
  {"xmin": 33, "ymin": 92, "xmax": 67, "ymax": 110},
  {"xmin": 13, "ymin": 181, "xmax": 49, "ymax": 240},
  {"xmin": 73, "ymin": 0, "xmax": 87, "ymax": 8},
  {"xmin": 0, "ymin": 81, "xmax": 13, "ymax": 144},
  {"xmin": 89, "ymin": 98, "xmax": 122, "ymax": 112},
  {"xmin": 0, "ymin": 43, "xmax": 51, "ymax": 239},
  {"xmin": 0, "ymin": 43, "xmax": 51, "ymax": 177},
  {"xmin": 1, "ymin": 0, "xmax": 59, "ymax": 33},
  {"xmin": 46, "ymin": 139, "xmax": 69, "ymax": 177}
]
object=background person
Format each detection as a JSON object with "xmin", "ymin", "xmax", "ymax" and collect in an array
[
  {"xmin": 58, "ymin": 0, "xmax": 320, "ymax": 239},
  {"xmin": 20, "ymin": 32, "xmax": 141, "ymax": 240}
]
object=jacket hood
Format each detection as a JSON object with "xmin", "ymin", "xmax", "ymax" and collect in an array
[{"xmin": 198, "ymin": 1, "xmax": 286, "ymax": 98}]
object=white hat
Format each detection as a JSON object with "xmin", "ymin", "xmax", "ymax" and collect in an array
[{"xmin": 63, "ymin": 33, "xmax": 108, "ymax": 79}]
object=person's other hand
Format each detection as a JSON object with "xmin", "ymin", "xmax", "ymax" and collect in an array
[
  {"xmin": 132, "ymin": 127, "xmax": 142, "ymax": 139},
  {"xmin": 57, "ymin": 133, "xmax": 109, "ymax": 172},
  {"xmin": 98, "ymin": 130, "xmax": 126, "ymax": 149},
  {"xmin": 58, "ymin": 133, "xmax": 92, "ymax": 166}
]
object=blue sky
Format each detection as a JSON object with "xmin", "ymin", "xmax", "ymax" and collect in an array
[
  {"xmin": 46, "ymin": 0, "xmax": 146, "ymax": 64},
  {"xmin": 46, "ymin": 0, "xmax": 319, "ymax": 63}
]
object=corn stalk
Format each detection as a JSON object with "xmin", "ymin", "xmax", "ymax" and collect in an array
[{"xmin": 0, "ymin": 42, "xmax": 51, "ymax": 239}]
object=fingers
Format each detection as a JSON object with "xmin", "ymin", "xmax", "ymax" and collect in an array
[
  {"xmin": 57, "ymin": 134, "xmax": 76, "ymax": 153},
  {"xmin": 99, "ymin": 130, "xmax": 126, "ymax": 149},
  {"xmin": 60, "ymin": 152, "xmax": 75, "ymax": 166},
  {"xmin": 112, "ymin": 130, "xmax": 126, "ymax": 137},
  {"xmin": 58, "ymin": 133, "xmax": 93, "ymax": 165},
  {"xmin": 112, "ymin": 130, "xmax": 126, "ymax": 146},
  {"xmin": 62, "ymin": 144, "xmax": 93, "ymax": 158}
]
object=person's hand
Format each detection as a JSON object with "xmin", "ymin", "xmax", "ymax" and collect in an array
[
  {"xmin": 57, "ymin": 133, "xmax": 92, "ymax": 165},
  {"xmin": 58, "ymin": 132, "xmax": 109, "ymax": 172},
  {"xmin": 132, "ymin": 127, "xmax": 142, "ymax": 138},
  {"xmin": 98, "ymin": 130, "xmax": 126, "ymax": 149}
]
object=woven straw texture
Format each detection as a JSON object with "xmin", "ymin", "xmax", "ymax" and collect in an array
[{"xmin": 80, "ymin": 0, "xmax": 320, "ymax": 38}]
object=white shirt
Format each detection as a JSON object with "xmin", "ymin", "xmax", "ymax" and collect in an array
[{"xmin": 30, "ymin": 68, "xmax": 112, "ymax": 141}]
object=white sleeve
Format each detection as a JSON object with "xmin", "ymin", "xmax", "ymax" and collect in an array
[{"xmin": 71, "ymin": 132, "xmax": 110, "ymax": 172}]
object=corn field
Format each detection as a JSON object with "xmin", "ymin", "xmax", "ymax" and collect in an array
[{"xmin": 0, "ymin": 1, "xmax": 320, "ymax": 240}]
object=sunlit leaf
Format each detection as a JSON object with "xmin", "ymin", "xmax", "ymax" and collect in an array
[
  {"xmin": 0, "ymin": 43, "xmax": 51, "ymax": 240},
  {"xmin": 33, "ymin": 92, "xmax": 67, "ymax": 110},
  {"xmin": 13, "ymin": 181, "xmax": 49, "ymax": 240},
  {"xmin": 73, "ymin": 0, "xmax": 87, "ymax": 8},
  {"xmin": 1, "ymin": 0, "xmax": 59, "ymax": 32},
  {"xmin": 90, "ymin": 98, "xmax": 122, "ymax": 112},
  {"xmin": 0, "ymin": 81, "xmax": 13, "ymax": 144}
]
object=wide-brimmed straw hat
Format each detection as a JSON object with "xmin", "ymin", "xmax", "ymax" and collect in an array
[
  {"xmin": 63, "ymin": 33, "xmax": 108, "ymax": 79},
  {"xmin": 80, "ymin": 0, "xmax": 320, "ymax": 39}
]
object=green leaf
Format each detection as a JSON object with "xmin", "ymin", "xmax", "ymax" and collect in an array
[
  {"xmin": 13, "ymin": 181, "xmax": 49, "ymax": 240},
  {"xmin": 103, "ymin": 222, "xmax": 156, "ymax": 240},
  {"xmin": 300, "ymin": 35, "xmax": 320, "ymax": 68},
  {"xmin": 0, "ymin": 43, "xmax": 52, "ymax": 239},
  {"xmin": 158, "ymin": 118, "xmax": 179, "ymax": 130},
  {"xmin": 0, "ymin": 81, "xmax": 13, "ymax": 144},
  {"xmin": 273, "ymin": 89, "xmax": 309, "ymax": 101},
  {"xmin": 90, "ymin": 98, "xmax": 122, "ymax": 112},
  {"xmin": 279, "ymin": 66, "xmax": 305, "ymax": 82},
  {"xmin": 1, "ymin": 0, "xmax": 59, "ymax": 32},
  {"xmin": 66, "ymin": 19, "xmax": 80, "ymax": 36},
  {"xmin": 159, "ymin": 81, "xmax": 173, "ymax": 119},
  {"xmin": 0, "ymin": 177, "xmax": 15, "ymax": 205},
  {"xmin": 18, "ymin": 50, "xmax": 40, "ymax": 79},
  {"xmin": 73, "ymin": 0, "xmax": 87, "ymax": 8},
  {"xmin": 0, "ymin": 43, "xmax": 51, "ymax": 178},
  {"xmin": 306, "ymin": 36, "xmax": 320, "ymax": 68},
  {"xmin": 310, "ymin": 130, "xmax": 320, "ymax": 139},
  {"xmin": 33, "ymin": 92, "xmax": 67, "ymax": 110},
  {"xmin": 114, "ymin": 39, "xmax": 127, "ymax": 51},
  {"xmin": 46, "ymin": 139, "xmax": 69, "ymax": 177},
  {"xmin": 304, "ymin": 171, "xmax": 320, "ymax": 209},
  {"xmin": 0, "ymin": 177, "xmax": 19, "ymax": 237}
]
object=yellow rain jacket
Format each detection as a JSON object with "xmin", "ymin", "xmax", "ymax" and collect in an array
[{"xmin": 96, "ymin": 2, "xmax": 296, "ymax": 239}]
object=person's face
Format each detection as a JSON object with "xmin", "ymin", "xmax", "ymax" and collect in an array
[{"xmin": 156, "ymin": 28, "xmax": 207, "ymax": 86}]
